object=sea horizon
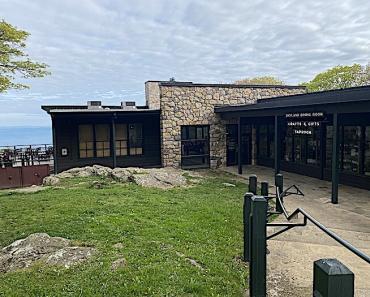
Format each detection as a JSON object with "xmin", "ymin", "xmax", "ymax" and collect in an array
[{"xmin": 0, "ymin": 126, "xmax": 52, "ymax": 147}]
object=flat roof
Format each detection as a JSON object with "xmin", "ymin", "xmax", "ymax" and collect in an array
[
  {"xmin": 215, "ymin": 85, "xmax": 370, "ymax": 113},
  {"xmin": 42, "ymin": 105, "xmax": 160, "ymax": 114},
  {"xmin": 146, "ymin": 80, "xmax": 305, "ymax": 90}
]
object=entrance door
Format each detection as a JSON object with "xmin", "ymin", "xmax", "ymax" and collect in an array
[
  {"xmin": 241, "ymin": 125, "xmax": 252, "ymax": 165},
  {"xmin": 226, "ymin": 125, "xmax": 238, "ymax": 165},
  {"xmin": 226, "ymin": 124, "xmax": 252, "ymax": 166}
]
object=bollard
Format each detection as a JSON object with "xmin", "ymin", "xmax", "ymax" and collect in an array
[
  {"xmin": 243, "ymin": 192, "xmax": 253, "ymax": 262},
  {"xmin": 249, "ymin": 175, "xmax": 258, "ymax": 195},
  {"xmin": 260, "ymin": 181, "xmax": 269, "ymax": 197},
  {"xmin": 275, "ymin": 174, "xmax": 284, "ymax": 213},
  {"xmin": 249, "ymin": 196, "xmax": 268, "ymax": 297},
  {"xmin": 313, "ymin": 259, "xmax": 354, "ymax": 297}
]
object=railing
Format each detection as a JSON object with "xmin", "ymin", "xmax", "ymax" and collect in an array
[
  {"xmin": 244, "ymin": 174, "xmax": 370, "ymax": 297},
  {"xmin": 268, "ymin": 187, "xmax": 370, "ymax": 264},
  {"xmin": 0, "ymin": 144, "xmax": 53, "ymax": 168}
]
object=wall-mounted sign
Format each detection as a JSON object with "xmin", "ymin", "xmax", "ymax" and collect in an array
[
  {"xmin": 286, "ymin": 112, "xmax": 324, "ymax": 118},
  {"xmin": 286, "ymin": 112, "xmax": 325, "ymax": 135}
]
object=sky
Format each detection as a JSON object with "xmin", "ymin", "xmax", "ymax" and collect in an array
[{"xmin": 0, "ymin": 0, "xmax": 369, "ymax": 127}]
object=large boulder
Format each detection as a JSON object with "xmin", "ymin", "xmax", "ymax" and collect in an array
[
  {"xmin": 43, "ymin": 166, "xmax": 201, "ymax": 189},
  {"xmin": 0, "ymin": 233, "xmax": 95, "ymax": 273}
]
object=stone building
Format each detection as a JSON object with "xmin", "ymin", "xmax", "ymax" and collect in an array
[
  {"xmin": 145, "ymin": 81, "xmax": 305, "ymax": 168},
  {"xmin": 43, "ymin": 82, "xmax": 370, "ymax": 195}
]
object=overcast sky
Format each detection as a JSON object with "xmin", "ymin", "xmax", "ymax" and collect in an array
[{"xmin": 1, "ymin": 0, "xmax": 369, "ymax": 127}]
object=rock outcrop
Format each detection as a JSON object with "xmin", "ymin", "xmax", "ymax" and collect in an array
[
  {"xmin": 0, "ymin": 233, "xmax": 95, "ymax": 273},
  {"xmin": 43, "ymin": 165, "xmax": 201, "ymax": 189}
]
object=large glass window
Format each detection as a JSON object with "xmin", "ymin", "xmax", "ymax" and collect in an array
[
  {"xmin": 95, "ymin": 124, "xmax": 111, "ymax": 157},
  {"xmin": 307, "ymin": 129, "xmax": 320, "ymax": 165},
  {"xmin": 115, "ymin": 123, "xmax": 143, "ymax": 156},
  {"xmin": 115, "ymin": 124, "xmax": 128, "ymax": 156},
  {"xmin": 342, "ymin": 126, "xmax": 361, "ymax": 173},
  {"xmin": 258, "ymin": 125, "xmax": 268, "ymax": 157},
  {"xmin": 364, "ymin": 127, "xmax": 370, "ymax": 176},
  {"xmin": 79, "ymin": 125, "xmax": 94, "ymax": 158},
  {"xmin": 181, "ymin": 125, "xmax": 209, "ymax": 168},
  {"xmin": 284, "ymin": 126, "xmax": 320, "ymax": 166},
  {"xmin": 284, "ymin": 127, "xmax": 293, "ymax": 161},
  {"xmin": 79, "ymin": 123, "xmax": 143, "ymax": 158},
  {"xmin": 258, "ymin": 124, "xmax": 274, "ymax": 159},
  {"xmin": 129, "ymin": 124, "xmax": 143, "ymax": 155}
]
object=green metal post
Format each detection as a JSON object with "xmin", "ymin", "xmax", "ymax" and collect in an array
[
  {"xmin": 249, "ymin": 196, "xmax": 268, "ymax": 297},
  {"xmin": 243, "ymin": 192, "xmax": 253, "ymax": 262},
  {"xmin": 313, "ymin": 258, "xmax": 354, "ymax": 297},
  {"xmin": 249, "ymin": 175, "xmax": 257, "ymax": 194},
  {"xmin": 261, "ymin": 181, "xmax": 269, "ymax": 197},
  {"xmin": 275, "ymin": 173, "xmax": 284, "ymax": 213}
]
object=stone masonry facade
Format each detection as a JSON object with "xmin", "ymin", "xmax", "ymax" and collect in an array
[{"xmin": 145, "ymin": 81, "xmax": 306, "ymax": 168}]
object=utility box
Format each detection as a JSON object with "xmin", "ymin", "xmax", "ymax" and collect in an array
[{"xmin": 313, "ymin": 258, "xmax": 354, "ymax": 297}]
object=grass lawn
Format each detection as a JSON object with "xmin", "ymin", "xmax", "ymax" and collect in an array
[{"xmin": 0, "ymin": 171, "xmax": 249, "ymax": 297}]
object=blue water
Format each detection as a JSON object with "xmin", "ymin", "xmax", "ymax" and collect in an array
[{"xmin": 0, "ymin": 127, "xmax": 52, "ymax": 146}]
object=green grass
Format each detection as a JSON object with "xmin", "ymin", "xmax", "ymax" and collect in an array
[{"xmin": 0, "ymin": 171, "xmax": 249, "ymax": 297}]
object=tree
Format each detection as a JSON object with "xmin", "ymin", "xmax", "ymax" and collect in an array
[
  {"xmin": 0, "ymin": 20, "xmax": 50, "ymax": 93},
  {"xmin": 301, "ymin": 64, "xmax": 369, "ymax": 92},
  {"xmin": 235, "ymin": 76, "xmax": 284, "ymax": 85}
]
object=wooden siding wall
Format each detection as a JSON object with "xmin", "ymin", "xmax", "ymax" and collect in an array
[{"xmin": 53, "ymin": 113, "xmax": 161, "ymax": 173}]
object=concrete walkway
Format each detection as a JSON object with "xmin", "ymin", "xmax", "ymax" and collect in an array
[{"xmin": 223, "ymin": 165, "xmax": 370, "ymax": 297}]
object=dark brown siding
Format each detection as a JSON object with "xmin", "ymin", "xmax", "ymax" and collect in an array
[{"xmin": 53, "ymin": 113, "xmax": 161, "ymax": 173}]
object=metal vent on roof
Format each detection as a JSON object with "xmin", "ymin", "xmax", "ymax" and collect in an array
[
  {"xmin": 87, "ymin": 101, "xmax": 102, "ymax": 109},
  {"xmin": 121, "ymin": 101, "xmax": 136, "ymax": 109}
]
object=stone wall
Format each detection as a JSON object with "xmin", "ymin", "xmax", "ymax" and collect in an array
[
  {"xmin": 145, "ymin": 81, "xmax": 161, "ymax": 109},
  {"xmin": 147, "ymin": 82, "xmax": 306, "ymax": 168}
]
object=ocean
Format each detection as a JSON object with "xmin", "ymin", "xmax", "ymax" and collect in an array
[{"xmin": 0, "ymin": 127, "xmax": 52, "ymax": 147}]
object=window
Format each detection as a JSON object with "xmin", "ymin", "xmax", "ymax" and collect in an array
[
  {"xmin": 342, "ymin": 126, "xmax": 361, "ymax": 173},
  {"xmin": 284, "ymin": 126, "xmax": 320, "ymax": 166},
  {"xmin": 365, "ymin": 127, "xmax": 370, "ymax": 176},
  {"xmin": 258, "ymin": 125, "xmax": 268, "ymax": 157},
  {"xmin": 284, "ymin": 127, "xmax": 293, "ymax": 161},
  {"xmin": 115, "ymin": 124, "xmax": 128, "ymax": 156},
  {"xmin": 78, "ymin": 123, "xmax": 143, "ymax": 158},
  {"xmin": 181, "ymin": 125, "xmax": 209, "ymax": 168},
  {"xmin": 258, "ymin": 124, "xmax": 274, "ymax": 159},
  {"xmin": 129, "ymin": 124, "xmax": 143, "ymax": 155},
  {"xmin": 115, "ymin": 123, "xmax": 143, "ymax": 156},
  {"xmin": 95, "ymin": 124, "xmax": 110, "ymax": 157},
  {"xmin": 307, "ymin": 129, "xmax": 320, "ymax": 165},
  {"xmin": 79, "ymin": 125, "xmax": 94, "ymax": 158}
]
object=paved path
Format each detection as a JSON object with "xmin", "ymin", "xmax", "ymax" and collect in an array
[{"xmin": 223, "ymin": 165, "xmax": 370, "ymax": 297}]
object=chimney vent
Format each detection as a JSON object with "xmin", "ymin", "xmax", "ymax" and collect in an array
[
  {"xmin": 121, "ymin": 101, "xmax": 136, "ymax": 109},
  {"xmin": 87, "ymin": 101, "xmax": 102, "ymax": 109}
]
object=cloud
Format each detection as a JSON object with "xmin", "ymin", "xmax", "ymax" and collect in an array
[{"xmin": 0, "ymin": 0, "xmax": 369, "ymax": 127}]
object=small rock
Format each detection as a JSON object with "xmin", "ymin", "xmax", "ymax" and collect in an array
[
  {"xmin": 112, "ymin": 243, "xmax": 124, "ymax": 249},
  {"xmin": 185, "ymin": 257, "xmax": 205, "ymax": 271},
  {"xmin": 43, "ymin": 176, "xmax": 60, "ymax": 186},
  {"xmin": 222, "ymin": 182, "xmax": 236, "ymax": 187},
  {"xmin": 111, "ymin": 258, "xmax": 127, "ymax": 270}
]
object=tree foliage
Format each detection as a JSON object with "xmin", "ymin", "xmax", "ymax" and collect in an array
[
  {"xmin": 234, "ymin": 76, "xmax": 284, "ymax": 85},
  {"xmin": 301, "ymin": 64, "xmax": 369, "ymax": 92},
  {"xmin": 0, "ymin": 20, "xmax": 50, "ymax": 92}
]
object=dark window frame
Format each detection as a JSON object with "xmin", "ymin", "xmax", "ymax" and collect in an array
[
  {"xmin": 181, "ymin": 125, "xmax": 210, "ymax": 169},
  {"xmin": 78, "ymin": 123, "xmax": 144, "ymax": 159}
]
